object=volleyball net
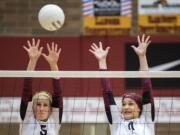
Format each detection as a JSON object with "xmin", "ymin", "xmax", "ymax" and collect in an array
[
  {"xmin": 0, "ymin": 70, "xmax": 180, "ymax": 78},
  {"xmin": 0, "ymin": 70, "xmax": 180, "ymax": 124}
]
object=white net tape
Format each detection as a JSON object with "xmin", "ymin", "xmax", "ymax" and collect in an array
[{"xmin": 0, "ymin": 70, "xmax": 180, "ymax": 78}]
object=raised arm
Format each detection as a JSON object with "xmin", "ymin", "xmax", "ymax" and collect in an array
[
  {"xmin": 20, "ymin": 38, "xmax": 43, "ymax": 120},
  {"xmin": 131, "ymin": 34, "xmax": 151, "ymax": 71},
  {"xmin": 89, "ymin": 42, "xmax": 115, "ymax": 124},
  {"xmin": 132, "ymin": 34, "xmax": 155, "ymax": 121},
  {"xmin": 42, "ymin": 42, "xmax": 63, "ymax": 123}
]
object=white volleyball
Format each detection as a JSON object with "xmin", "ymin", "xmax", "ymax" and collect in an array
[{"xmin": 38, "ymin": 4, "xmax": 65, "ymax": 31}]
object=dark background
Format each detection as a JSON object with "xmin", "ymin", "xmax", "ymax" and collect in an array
[{"xmin": 125, "ymin": 43, "xmax": 180, "ymax": 88}]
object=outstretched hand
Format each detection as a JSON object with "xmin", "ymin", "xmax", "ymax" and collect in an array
[
  {"xmin": 42, "ymin": 42, "xmax": 61, "ymax": 67},
  {"xmin": 89, "ymin": 41, "xmax": 110, "ymax": 62},
  {"xmin": 131, "ymin": 34, "xmax": 151, "ymax": 57},
  {"xmin": 23, "ymin": 38, "xmax": 43, "ymax": 62}
]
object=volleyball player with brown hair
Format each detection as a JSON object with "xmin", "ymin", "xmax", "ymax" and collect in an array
[
  {"xmin": 89, "ymin": 35, "xmax": 155, "ymax": 135},
  {"xmin": 20, "ymin": 38, "xmax": 63, "ymax": 135}
]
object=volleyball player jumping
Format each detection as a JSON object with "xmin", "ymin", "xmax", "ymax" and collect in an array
[
  {"xmin": 89, "ymin": 34, "xmax": 155, "ymax": 135},
  {"xmin": 20, "ymin": 38, "xmax": 63, "ymax": 135}
]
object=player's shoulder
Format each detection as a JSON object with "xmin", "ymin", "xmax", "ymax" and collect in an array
[
  {"xmin": 110, "ymin": 104, "xmax": 118, "ymax": 110},
  {"xmin": 22, "ymin": 102, "xmax": 34, "ymax": 122}
]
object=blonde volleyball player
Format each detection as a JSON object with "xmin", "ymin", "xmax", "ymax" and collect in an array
[
  {"xmin": 20, "ymin": 38, "xmax": 63, "ymax": 135},
  {"xmin": 89, "ymin": 35, "xmax": 155, "ymax": 135}
]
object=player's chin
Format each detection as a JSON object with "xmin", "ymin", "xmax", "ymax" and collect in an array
[
  {"xmin": 36, "ymin": 115, "xmax": 49, "ymax": 121},
  {"xmin": 123, "ymin": 114, "xmax": 134, "ymax": 120}
]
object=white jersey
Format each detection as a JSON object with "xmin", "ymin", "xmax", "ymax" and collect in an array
[
  {"xmin": 20, "ymin": 102, "xmax": 60, "ymax": 135},
  {"xmin": 110, "ymin": 104, "xmax": 155, "ymax": 135}
]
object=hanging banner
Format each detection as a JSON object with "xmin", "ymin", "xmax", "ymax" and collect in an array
[
  {"xmin": 138, "ymin": 0, "xmax": 180, "ymax": 35},
  {"xmin": 82, "ymin": 0, "xmax": 132, "ymax": 36}
]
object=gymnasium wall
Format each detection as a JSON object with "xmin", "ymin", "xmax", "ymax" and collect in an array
[
  {"xmin": 0, "ymin": 36, "xmax": 180, "ymax": 97},
  {"xmin": 0, "ymin": 0, "xmax": 81, "ymax": 36}
]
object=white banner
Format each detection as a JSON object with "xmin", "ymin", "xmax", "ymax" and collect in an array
[
  {"xmin": 0, "ymin": 97, "xmax": 180, "ymax": 123},
  {"xmin": 138, "ymin": 0, "xmax": 180, "ymax": 14}
]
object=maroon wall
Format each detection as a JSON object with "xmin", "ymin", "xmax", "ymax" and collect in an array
[{"xmin": 0, "ymin": 36, "xmax": 180, "ymax": 97}]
